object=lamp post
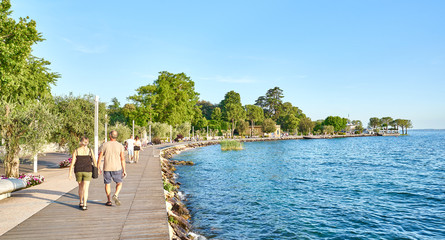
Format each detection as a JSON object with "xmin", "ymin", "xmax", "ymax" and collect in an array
[
  {"xmin": 105, "ymin": 114, "xmax": 108, "ymax": 143},
  {"xmin": 94, "ymin": 96, "xmax": 99, "ymax": 157},
  {"xmin": 149, "ymin": 124, "xmax": 151, "ymax": 143}
]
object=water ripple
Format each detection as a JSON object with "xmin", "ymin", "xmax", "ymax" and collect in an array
[{"xmin": 174, "ymin": 130, "xmax": 445, "ymax": 239}]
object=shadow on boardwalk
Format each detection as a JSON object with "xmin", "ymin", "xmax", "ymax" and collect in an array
[{"xmin": 0, "ymin": 146, "xmax": 170, "ymax": 240}]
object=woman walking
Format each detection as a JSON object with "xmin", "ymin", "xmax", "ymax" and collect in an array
[
  {"xmin": 69, "ymin": 137, "xmax": 96, "ymax": 210},
  {"xmin": 134, "ymin": 136, "xmax": 142, "ymax": 163}
]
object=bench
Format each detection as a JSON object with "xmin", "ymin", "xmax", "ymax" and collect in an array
[{"xmin": 0, "ymin": 179, "xmax": 27, "ymax": 200}]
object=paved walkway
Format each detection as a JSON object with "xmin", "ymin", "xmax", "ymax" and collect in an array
[{"xmin": 0, "ymin": 146, "xmax": 170, "ymax": 239}]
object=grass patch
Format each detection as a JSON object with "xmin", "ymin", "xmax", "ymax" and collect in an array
[
  {"xmin": 220, "ymin": 140, "xmax": 244, "ymax": 151},
  {"xmin": 163, "ymin": 181, "xmax": 175, "ymax": 192},
  {"xmin": 168, "ymin": 216, "xmax": 179, "ymax": 224}
]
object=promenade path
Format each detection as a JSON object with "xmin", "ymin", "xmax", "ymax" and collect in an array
[{"xmin": 0, "ymin": 146, "xmax": 171, "ymax": 240}]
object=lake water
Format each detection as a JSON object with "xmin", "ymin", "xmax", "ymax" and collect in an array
[{"xmin": 173, "ymin": 130, "xmax": 445, "ymax": 239}]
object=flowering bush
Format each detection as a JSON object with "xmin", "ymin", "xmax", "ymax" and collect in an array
[
  {"xmin": 59, "ymin": 158, "xmax": 72, "ymax": 168},
  {"xmin": 1, "ymin": 174, "xmax": 45, "ymax": 187}
]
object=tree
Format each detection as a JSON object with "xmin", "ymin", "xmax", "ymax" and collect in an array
[
  {"xmin": 323, "ymin": 125, "xmax": 335, "ymax": 135},
  {"xmin": 262, "ymin": 118, "xmax": 276, "ymax": 134},
  {"xmin": 323, "ymin": 116, "xmax": 347, "ymax": 132},
  {"xmin": 280, "ymin": 114, "xmax": 300, "ymax": 134},
  {"xmin": 53, "ymin": 94, "xmax": 106, "ymax": 153},
  {"xmin": 197, "ymin": 100, "xmax": 215, "ymax": 120},
  {"xmin": 0, "ymin": 101, "xmax": 58, "ymax": 177},
  {"xmin": 175, "ymin": 122, "xmax": 191, "ymax": 138},
  {"xmin": 108, "ymin": 97, "xmax": 126, "ymax": 125},
  {"xmin": 0, "ymin": 1, "xmax": 59, "ymax": 177},
  {"xmin": 368, "ymin": 117, "xmax": 381, "ymax": 129},
  {"xmin": 109, "ymin": 122, "xmax": 131, "ymax": 143},
  {"xmin": 245, "ymin": 104, "xmax": 264, "ymax": 137},
  {"xmin": 1, "ymin": 1, "xmax": 58, "ymax": 103},
  {"xmin": 129, "ymin": 71, "xmax": 199, "ymax": 126},
  {"xmin": 380, "ymin": 117, "xmax": 393, "ymax": 131},
  {"xmin": 211, "ymin": 107, "xmax": 222, "ymax": 122},
  {"xmin": 299, "ymin": 117, "xmax": 315, "ymax": 135},
  {"xmin": 236, "ymin": 121, "xmax": 250, "ymax": 136},
  {"xmin": 220, "ymin": 91, "xmax": 246, "ymax": 138},
  {"xmin": 255, "ymin": 87, "xmax": 284, "ymax": 120},
  {"xmin": 397, "ymin": 119, "xmax": 413, "ymax": 134},
  {"xmin": 151, "ymin": 122, "xmax": 170, "ymax": 138},
  {"xmin": 405, "ymin": 120, "xmax": 413, "ymax": 134}
]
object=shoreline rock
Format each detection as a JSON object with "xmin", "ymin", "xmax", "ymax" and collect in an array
[{"xmin": 160, "ymin": 142, "xmax": 218, "ymax": 240}]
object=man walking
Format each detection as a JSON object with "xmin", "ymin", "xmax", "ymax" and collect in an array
[
  {"xmin": 97, "ymin": 130, "xmax": 127, "ymax": 206},
  {"xmin": 126, "ymin": 135, "xmax": 135, "ymax": 163}
]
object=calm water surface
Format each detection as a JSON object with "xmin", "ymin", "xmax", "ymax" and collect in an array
[{"xmin": 173, "ymin": 130, "xmax": 445, "ymax": 239}]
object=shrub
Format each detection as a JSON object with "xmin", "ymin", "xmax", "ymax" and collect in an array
[
  {"xmin": 174, "ymin": 134, "xmax": 184, "ymax": 142},
  {"xmin": 220, "ymin": 140, "xmax": 243, "ymax": 151},
  {"xmin": 152, "ymin": 137, "xmax": 162, "ymax": 145},
  {"xmin": 164, "ymin": 181, "xmax": 175, "ymax": 192},
  {"xmin": 59, "ymin": 158, "xmax": 72, "ymax": 168},
  {"xmin": 1, "ymin": 174, "xmax": 45, "ymax": 188}
]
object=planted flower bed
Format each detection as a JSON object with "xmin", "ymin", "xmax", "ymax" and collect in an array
[
  {"xmin": 59, "ymin": 157, "xmax": 72, "ymax": 168},
  {"xmin": 1, "ymin": 173, "xmax": 45, "ymax": 188}
]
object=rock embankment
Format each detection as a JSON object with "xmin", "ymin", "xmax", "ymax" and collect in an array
[{"xmin": 160, "ymin": 142, "xmax": 218, "ymax": 240}]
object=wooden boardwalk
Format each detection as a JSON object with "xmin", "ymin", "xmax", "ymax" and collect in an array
[{"xmin": 0, "ymin": 146, "xmax": 170, "ymax": 240}]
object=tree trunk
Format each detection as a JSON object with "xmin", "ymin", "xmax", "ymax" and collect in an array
[
  {"xmin": 4, "ymin": 134, "xmax": 21, "ymax": 178},
  {"xmin": 231, "ymin": 119, "xmax": 235, "ymax": 139},
  {"xmin": 4, "ymin": 147, "xmax": 20, "ymax": 178},
  {"xmin": 251, "ymin": 120, "xmax": 254, "ymax": 138}
]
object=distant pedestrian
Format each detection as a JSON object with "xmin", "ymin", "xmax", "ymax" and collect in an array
[
  {"xmin": 134, "ymin": 136, "xmax": 142, "ymax": 163},
  {"xmin": 126, "ymin": 135, "xmax": 135, "ymax": 163},
  {"xmin": 69, "ymin": 137, "xmax": 96, "ymax": 210},
  {"xmin": 97, "ymin": 130, "xmax": 127, "ymax": 206}
]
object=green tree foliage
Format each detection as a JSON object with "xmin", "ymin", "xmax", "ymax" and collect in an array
[
  {"xmin": 220, "ymin": 91, "xmax": 246, "ymax": 137},
  {"xmin": 396, "ymin": 119, "xmax": 413, "ymax": 134},
  {"xmin": 352, "ymin": 120, "xmax": 363, "ymax": 128},
  {"xmin": 299, "ymin": 117, "xmax": 315, "ymax": 135},
  {"xmin": 323, "ymin": 125, "xmax": 335, "ymax": 135},
  {"xmin": 197, "ymin": 100, "xmax": 215, "ymax": 120},
  {"xmin": 194, "ymin": 117, "xmax": 208, "ymax": 130},
  {"xmin": 129, "ymin": 71, "xmax": 199, "ymax": 126},
  {"xmin": 109, "ymin": 122, "xmax": 131, "ymax": 143},
  {"xmin": 380, "ymin": 117, "xmax": 393, "ymax": 131},
  {"xmin": 211, "ymin": 107, "xmax": 222, "ymax": 122},
  {"xmin": 236, "ymin": 121, "xmax": 250, "ymax": 136},
  {"xmin": 255, "ymin": 87, "xmax": 284, "ymax": 120},
  {"xmin": 108, "ymin": 97, "xmax": 126, "ymax": 125},
  {"xmin": 313, "ymin": 120, "xmax": 324, "ymax": 133},
  {"xmin": 262, "ymin": 118, "xmax": 276, "ymax": 134},
  {"xmin": 1, "ymin": 1, "xmax": 58, "ymax": 103},
  {"xmin": 175, "ymin": 122, "xmax": 191, "ymax": 138},
  {"xmin": 151, "ymin": 122, "xmax": 170, "ymax": 138},
  {"xmin": 245, "ymin": 104, "xmax": 264, "ymax": 137},
  {"xmin": 368, "ymin": 117, "xmax": 381, "ymax": 129},
  {"xmin": 53, "ymin": 94, "xmax": 106, "ymax": 153},
  {"xmin": 0, "ymin": 1, "xmax": 59, "ymax": 177},
  {"xmin": 323, "ymin": 116, "xmax": 348, "ymax": 132},
  {"xmin": 280, "ymin": 114, "xmax": 300, "ymax": 134},
  {"xmin": 0, "ymin": 101, "xmax": 58, "ymax": 177}
]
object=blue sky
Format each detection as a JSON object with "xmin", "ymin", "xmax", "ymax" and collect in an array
[{"xmin": 11, "ymin": 0, "xmax": 445, "ymax": 129}]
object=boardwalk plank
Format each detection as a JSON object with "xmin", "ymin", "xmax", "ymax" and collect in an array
[{"xmin": 0, "ymin": 146, "xmax": 170, "ymax": 240}]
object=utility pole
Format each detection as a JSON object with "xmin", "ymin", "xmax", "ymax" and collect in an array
[
  {"xmin": 105, "ymin": 114, "xmax": 108, "ymax": 142},
  {"xmin": 94, "ymin": 96, "xmax": 99, "ymax": 157},
  {"xmin": 170, "ymin": 125, "xmax": 172, "ymax": 143},
  {"xmin": 149, "ymin": 124, "xmax": 151, "ymax": 143}
]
